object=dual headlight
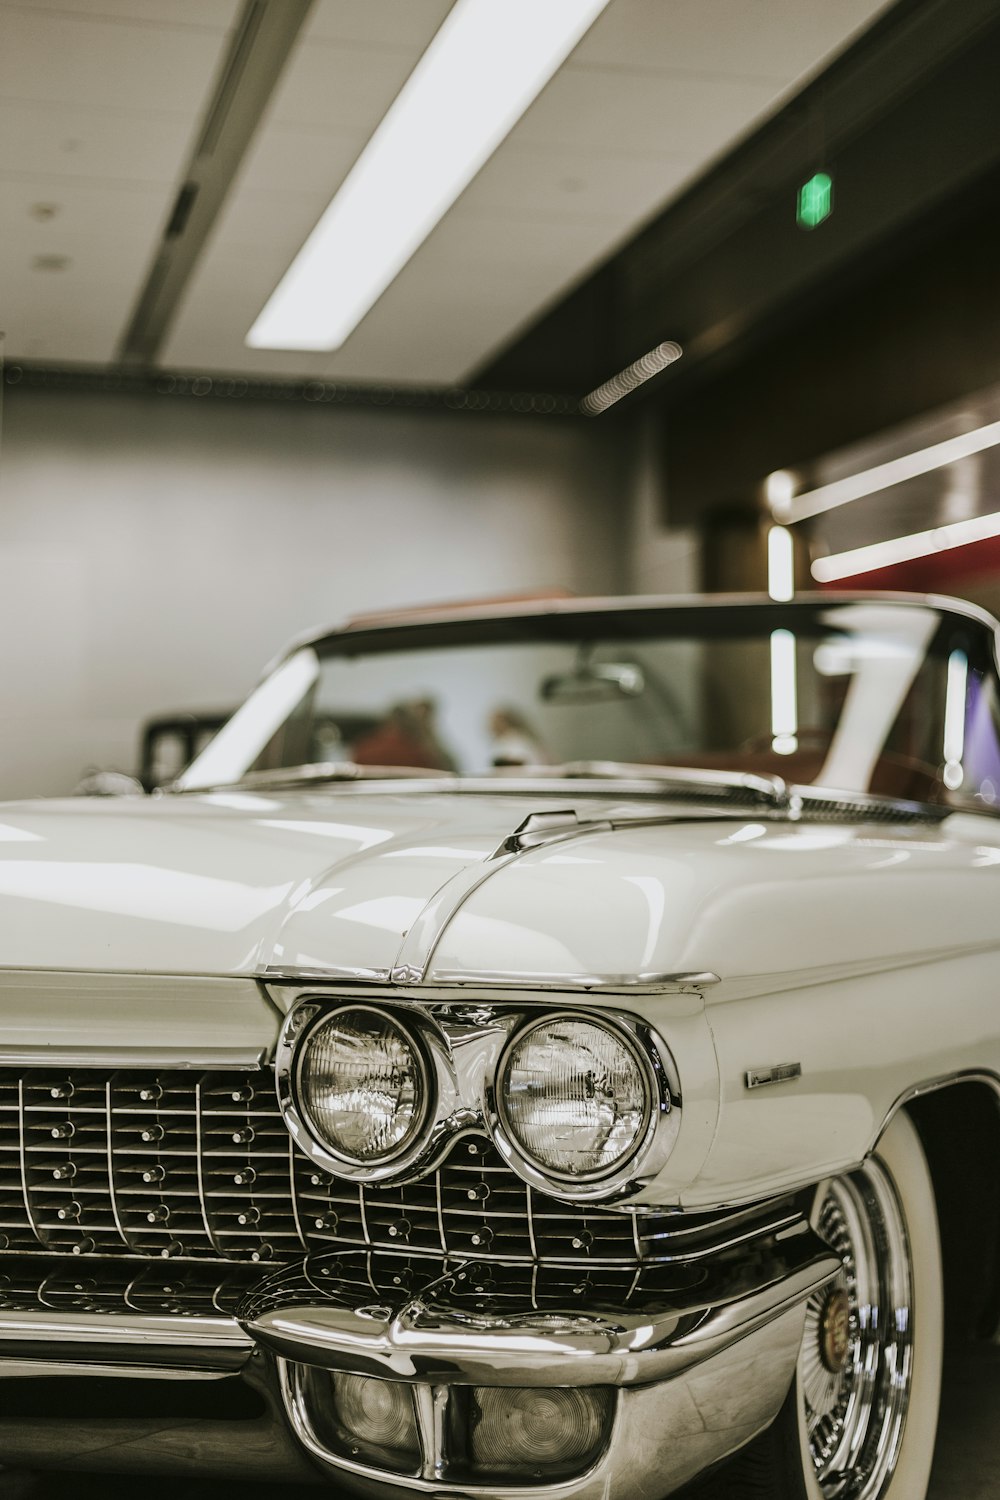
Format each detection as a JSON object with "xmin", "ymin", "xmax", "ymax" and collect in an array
[
  {"xmin": 280, "ymin": 1002, "xmax": 676, "ymax": 1201},
  {"xmin": 298, "ymin": 1007, "xmax": 428, "ymax": 1166},
  {"xmin": 498, "ymin": 1015, "xmax": 653, "ymax": 1181}
]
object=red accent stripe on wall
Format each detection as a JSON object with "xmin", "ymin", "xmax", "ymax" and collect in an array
[{"xmin": 818, "ymin": 532, "xmax": 1000, "ymax": 592}]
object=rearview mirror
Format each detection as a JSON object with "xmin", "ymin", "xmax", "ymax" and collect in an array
[{"xmin": 541, "ymin": 660, "xmax": 645, "ymax": 704}]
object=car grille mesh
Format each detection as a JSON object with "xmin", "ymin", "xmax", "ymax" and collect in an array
[{"xmin": 0, "ymin": 1065, "xmax": 791, "ymax": 1272}]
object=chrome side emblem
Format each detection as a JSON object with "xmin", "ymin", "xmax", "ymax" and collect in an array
[{"xmin": 745, "ymin": 1062, "xmax": 802, "ymax": 1090}]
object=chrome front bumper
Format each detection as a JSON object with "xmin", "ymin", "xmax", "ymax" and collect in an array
[{"xmin": 0, "ymin": 1219, "xmax": 838, "ymax": 1498}]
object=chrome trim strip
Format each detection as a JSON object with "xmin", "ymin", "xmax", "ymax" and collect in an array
[
  {"xmin": 414, "ymin": 1382, "xmax": 447, "ymax": 1483},
  {"xmin": 194, "ymin": 1077, "xmax": 225, "ymax": 1256},
  {"xmin": 434, "ymin": 1165, "xmax": 447, "ymax": 1255},
  {"xmin": 746, "ymin": 1062, "xmax": 803, "ymax": 1090},
  {"xmin": 263, "ymin": 964, "xmax": 391, "ymax": 988},
  {"xmin": 0, "ymin": 1047, "xmax": 266, "ymax": 1069},
  {"xmin": 105, "ymin": 1078, "xmax": 130, "ymax": 1250},
  {"xmin": 426, "ymin": 969, "xmax": 721, "ymax": 992},
  {"xmin": 16, "ymin": 1079, "xmax": 42, "ymax": 1248},
  {"xmin": 0, "ymin": 1358, "xmax": 241, "ymax": 1381},
  {"xmin": 264, "ymin": 968, "xmax": 720, "ymax": 992},
  {"xmin": 357, "ymin": 1180, "xmax": 370, "ymax": 1248},
  {"xmin": 387, "ymin": 802, "xmax": 715, "ymax": 988},
  {"xmin": 287, "ymin": 1134, "xmax": 307, "ymax": 1251},
  {"xmin": 0, "ymin": 1310, "xmax": 250, "ymax": 1347},
  {"xmin": 525, "ymin": 1183, "xmax": 538, "ymax": 1260},
  {"xmin": 878, "ymin": 1067, "xmax": 1000, "ymax": 1142},
  {"xmin": 0, "ymin": 1309, "xmax": 253, "ymax": 1371},
  {"xmin": 390, "ymin": 850, "xmax": 521, "ymax": 985}
]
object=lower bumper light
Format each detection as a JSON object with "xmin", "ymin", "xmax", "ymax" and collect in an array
[
  {"xmin": 316, "ymin": 1371, "xmax": 420, "ymax": 1473},
  {"xmin": 467, "ymin": 1386, "xmax": 614, "ymax": 1479}
]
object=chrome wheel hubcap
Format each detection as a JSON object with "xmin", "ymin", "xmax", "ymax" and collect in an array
[{"xmin": 799, "ymin": 1159, "xmax": 913, "ymax": 1498}]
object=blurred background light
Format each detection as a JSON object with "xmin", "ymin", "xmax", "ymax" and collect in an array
[
  {"xmin": 767, "ymin": 525, "xmax": 795, "ymax": 600},
  {"xmin": 765, "ymin": 469, "xmax": 797, "ymax": 520},
  {"xmin": 580, "ymin": 341, "xmax": 683, "ymax": 416},
  {"xmin": 785, "ymin": 418, "xmax": 1000, "ymax": 525},
  {"xmin": 811, "ymin": 507, "xmax": 1000, "ymax": 583},
  {"xmin": 770, "ymin": 628, "xmax": 798, "ymax": 755}
]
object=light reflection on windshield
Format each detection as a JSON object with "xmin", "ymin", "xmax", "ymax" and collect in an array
[{"xmin": 176, "ymin": 601, "xmax": 1000, "ymax": 810}]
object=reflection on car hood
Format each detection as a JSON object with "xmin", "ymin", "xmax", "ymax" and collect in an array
[{"xmin": 0, "ymin": 787, "xmax": 991, "ymax": 984}]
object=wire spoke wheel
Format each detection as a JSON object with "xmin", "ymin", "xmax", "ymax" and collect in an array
[
  {"xmin": 710, "ymin": 1110, "xmax": 942, "ymax": 1500},
  {"xmin": 799, "ymin": 1161, "xmax": 913, "ymax": 1498}
]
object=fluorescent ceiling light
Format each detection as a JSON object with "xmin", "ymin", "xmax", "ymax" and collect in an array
[
  {"xmin": 247, "ymin": 0, "xmax": 611, "ymax": 352},
  {"xmin": 769, "ymin": 629, "xmax": 798, "ymax": 756},
  {"xmin": 765, "ymin": 469, "xmax": 796, "ymax": 516},
  {"xmin": 580, "ymin": 341, "xmax": 683, "ymax": 415},
  {"xmin": 778, "ymin": 418, "xmax": 1000, "ymax": 525},
  {"xmin": 767, "ymin": 525, "xmax": 794, "ymax": 601},
  {"xmin": 811, "ymin": 507, "xmax": 1000, "ymax": 583},
  {"xmin": 943, "ymin": 649, "xmax": 967, "ymax": 790}
]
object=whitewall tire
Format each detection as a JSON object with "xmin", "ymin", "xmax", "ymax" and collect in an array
[{"xmin": 715, "ymin": 1108, "xmax": 943, "ymax": 1500}]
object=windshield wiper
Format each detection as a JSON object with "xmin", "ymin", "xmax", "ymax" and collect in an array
[
  {"xmin": 508, "ymin": 761, "xmax": 788, "ymax": 808},
  {"xmin": 498, "ymin": 762, "xmax": 950, "ymax": 822},
  {"xmin": 175, "ymin": 762, "xmax": 457, "ymax": 794},
  {"xmin": 175, "ymin": 757, "xmax": 949, "ymax": 823}
]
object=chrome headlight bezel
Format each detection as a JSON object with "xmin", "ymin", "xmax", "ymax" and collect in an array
[
  {"xmin": 275, "ymin": 999, "xmax": 437, "ymax": 1183},
  {"xmin": 487, "ymin": 1010, "xmax": 681, "ymax": 1203}
]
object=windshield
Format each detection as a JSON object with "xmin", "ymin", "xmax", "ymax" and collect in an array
[{"xmin": 178, "ymin": 599, "xmax": 1000, "ymax": 809}]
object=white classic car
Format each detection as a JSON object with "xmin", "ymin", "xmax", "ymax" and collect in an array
[{"xmin": 2, "ymin": 591, "xmax": 998, "ymax": 1500}]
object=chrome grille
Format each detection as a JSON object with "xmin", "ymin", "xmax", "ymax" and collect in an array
[
  {"xmin": 0, "ymin": 1256, "xmax": 261, "ymax": 1316},
  {"xmin": 0, "ymin": 1066, "xmax": 795, "ymax": 1268}
]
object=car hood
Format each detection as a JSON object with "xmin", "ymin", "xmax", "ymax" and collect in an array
[{"xmin": 0, "ymin": 788, "xmax": 992, "ymax": 985}]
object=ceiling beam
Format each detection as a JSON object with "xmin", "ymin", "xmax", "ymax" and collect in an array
[
  {"xmin": 2, "ymin": 361, "xmax": 580, "ymax": 419},
  {"xmin": 117, "ymin": 0, "xmax": 314, "ymax": 368}
]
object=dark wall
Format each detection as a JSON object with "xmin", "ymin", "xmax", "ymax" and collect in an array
[
  {"xmin": 664, "ymin": 176, "xmax": 1000, "ymax": 523},
  {"xmin": 475, "ymin": 0, "xmax": 1000, "ymax": 527}
]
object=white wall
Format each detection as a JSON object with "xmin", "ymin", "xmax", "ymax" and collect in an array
[{"xmin": 0, "ymin": 389, "xmax": 625, "ymax": 798}]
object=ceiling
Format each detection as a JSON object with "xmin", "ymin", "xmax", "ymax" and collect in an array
[{"xmin": 1, "ymin": 0, "xmax": 892, "ymax": 386}]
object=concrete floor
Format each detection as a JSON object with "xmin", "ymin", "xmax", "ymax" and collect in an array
[
  {"xmin": 682, "ymin": 1346, "xmax": 1000, "ymax": 1499},
  {"xmin": 926, "ymin": 1347, "xmax": 1000, "ymax": 1500},
  {"xmin": 0, "ymin": 1348, "xmax": 997, "ymax": 1500}
]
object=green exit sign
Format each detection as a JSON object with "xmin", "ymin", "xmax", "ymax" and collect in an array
[{"xmin": 797, "ymin": 172, "xmax": 833, "ymax": 229}]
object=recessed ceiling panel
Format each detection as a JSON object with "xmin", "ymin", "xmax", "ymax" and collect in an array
[
  {"xmin": 0, "ymin": 0, "xmax": 240, "ymax": 361},
  {"xmin": 167, "ymin": 0, "xmax": 890, "ymax": 383},
  {"xmin": 0, "ymin": 178, "xmax": 174, "ymax": 362},
  {"xmin": 0, "ymin": 97, "xmax": 202, "ymax": 184},
  {"xmin": 3, "ymin": 0, "xmax": 892, "ymax": 378},
  {"xmin": 454, "ymin": 140, "xmax": 694, "ymax": 222},
  {"xmin": 3, "ymin": 0, "xmax": 235, "ymax": 25},
  {"xmin": 0, "ymin": 4, "xmax": 235, "ymax": 115},
  {"xmin": 306, "ymin": 0, "xmax": 455, "ymax": 50},
  {"xmin": 505, "ymin": 69, "xmax": 785, "ymax": 157},
  {"xmin": 571, "ymin": 0, "xmax": 893, "ymax": 77}
]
